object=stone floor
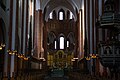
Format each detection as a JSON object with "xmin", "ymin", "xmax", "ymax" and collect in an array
[
  {"xmin": 44, "ymin": 76, "xmax": 69, "ymax": 80},
  {"xmin": 1, "ymin": 69, "xmax": 120, "ymax": 80}
]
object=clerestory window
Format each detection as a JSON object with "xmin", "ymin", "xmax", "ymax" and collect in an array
[
  {"xmin": 60, "ymin": 37, "xmax": 64, "ymax": 49},
  {"xmin": 59, "ymin": 12, "xmax": 63, "ymax": 20}
]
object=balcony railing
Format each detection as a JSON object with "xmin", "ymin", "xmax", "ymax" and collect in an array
[
  {"xmin": 100, "ymin": 12, "xmax": 120, "ymax": 28},
  {"xmin": 98, "ymin": 41, "xmax": 120, "ymax": 67}
]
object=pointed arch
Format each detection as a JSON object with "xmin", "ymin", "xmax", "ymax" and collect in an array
[
  {"xmin": 58, "ymin": 9, "xmax": 65, "ymax": 20},
  {"xmin": 67, "ymin": 32, "xmax": 75, "ymax": 44},
  {"xmin": 58, "ymin": 33, "xmax": 66, "ymax": 49},
  {"xmin": 48, "ymin": 32, "xmax": 56, "ymax": 44}
]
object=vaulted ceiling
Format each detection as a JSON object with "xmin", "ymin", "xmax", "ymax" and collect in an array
[
  {"xmin": 41, "ymin": 0, "xmax": 81, "ymax": 11},
  {"xmin": 37, "ymin": 0, "xmax": 82, "ymax": 21}
]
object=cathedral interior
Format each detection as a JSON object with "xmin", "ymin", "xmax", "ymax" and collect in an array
[{"xmin": 1, "ymin": 0, "xmax": 120, "ymax": 80}]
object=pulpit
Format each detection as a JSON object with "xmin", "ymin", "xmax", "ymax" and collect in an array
[
  {"xmin": 97, "ymin": 0, "xmax": 120, "ymax": 68},
  {"xmin": 98, "ymin": 41, "xmax": 120, "ymax": 68}
]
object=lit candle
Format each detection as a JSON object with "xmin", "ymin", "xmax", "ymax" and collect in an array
[{"xmin": 0, "ymin": 46, "xmax": 2, "ymax": 50}]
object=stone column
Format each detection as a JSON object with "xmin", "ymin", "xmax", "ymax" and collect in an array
[{"xmin": 10, "ymin": 0, "xmax": 17, "ymax": 79}]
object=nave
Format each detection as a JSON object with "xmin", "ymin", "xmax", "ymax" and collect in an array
[{"xmin": 1, "ymin": 0, "xmax": 120, "ymax": 80}]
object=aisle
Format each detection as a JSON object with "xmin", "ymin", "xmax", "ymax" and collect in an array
[
  {"xmin": 44, "ymin": 76, "xmax": 69, "ymax": 80},
  {"xmin": 44, "ymin": 69, "xmax": 69, "ymax": 80}
]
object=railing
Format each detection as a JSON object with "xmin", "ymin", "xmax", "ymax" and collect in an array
[
  {"xmin": 98, "ymin": 41, "xmax": 120, "ymax": 67},
  {"xmin": 100, "ymin": 12, "xmax": 120, "ymax": 27}
]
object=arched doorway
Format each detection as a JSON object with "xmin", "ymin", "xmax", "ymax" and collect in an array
[{"xmin": 0, "ymin": 18, "xmax": 5, "ymax": 78}]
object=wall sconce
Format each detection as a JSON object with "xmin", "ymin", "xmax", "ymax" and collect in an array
[
  {"xmin": 18, "ymin": 54, "xmax": 21, "ymax": 58},
  {"xmin": 47, "ymin": 43, "xmax": 50, "ymax": 45},
  {"xmin": 90, "ymin": 54, "xmax": 98, "ymax": 59},
  {"xmin": 7, "ymin": 50, "xmax": 17, "ymax": 55},
  {"xmin": 91, "ymin": 55, "xmax": 96, "ymax": 58},
  {"xmin": 12, "ymin": 50, "xmax": 17, "ymax": 55},
  {"xmin": 43, "ymin": 58, "xmax": 46, "ymax": 61},
  {"xmin": 24, "ymin": 57, "xmax": 29, "ymax": 60},
  {"xmin": 20, "ymin": 54, "xmax": 24, "ymax": 58},
  {"xmin": 71, "ymin": 59, "xmax": 75, "ymax": 61},
  {"xmin": 20, "ymin": 55, "xmax": 23, "ymax": 58},
  {"xmin": 40, "ymin": 57, "xmax": 46, "ymax": 61},
  {"xmin": 0, "ymin": 46, "xmax": 2, "ymax": 50},
  {"xmin": 73, "ymin": 58, "xmax": 78, "ymax": 60},
  {"xmin": 71, "ymin": 58, "xmax": 78, "ymax": 62},
  {"xmin": 7, "ymin": 50, "xmax": 12, "ymax": 55},
  {"xmin": 1, "ymin": 43, "xmax": 5, "ymax": 47},
  {"xmin": 85, "ymin": 54, "xmax": 98, "ymax": 60},
  {"xmin": 15, "ymin": 53, "xmax": 18, "ymax": 56},
  {"xmin": 40, "ymin": 57, "xmax": 44, "ymax": 60},
  {"xmin": 9, "ymin": 51, "xmax": 13, "ymax": 55},
  {"xmin": 18, "ymin": 54, "xmax": 24, "ymax": 59},
  {"xmin": 0, "ymin": 43, "xmax": 5, "ymax": 50},
  {"xmin": 85, "ymin": 56, "xmax": 91, "ymax": 60}
]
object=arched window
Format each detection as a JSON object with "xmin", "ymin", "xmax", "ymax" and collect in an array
[
  {"xmin": 54, "ymin": 40, "xmax": 57, "ymax": 49},
  {"xmin": 59, "ymin": 12, "xmax": 63, "ymax": 20},
  {"xmin": 70, "ymin": 12, "xmax": 73, "ymax": 19},
  {"xmin": 60, "ymin": 37, "xmax": 64, "ymax": 49},
  {"xmin": 49, "ymin": 12, "xmax": 53, "ymax": 19},
  {"xmin": 67, "ymin": 41, "xmax": 69, "ymax": 47}
]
